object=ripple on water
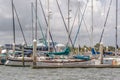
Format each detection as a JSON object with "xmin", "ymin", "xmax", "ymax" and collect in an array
[{"xmin": 0, "ymin": 66, "xmax": 120, "ymax": 80}]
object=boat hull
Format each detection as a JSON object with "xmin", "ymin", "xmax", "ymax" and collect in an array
[
  {"xmin": 32, "ymin": 59, "xmax": 93, "ymax": 68},
  {"xmin": 5, "ymin": 57, "xmax": 33, "ymax": 67},
  {"xmin": 31, "ymin": 58, "xmax": 120, "ymax": 68}
]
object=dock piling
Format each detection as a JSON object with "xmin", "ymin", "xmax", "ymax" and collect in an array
[
  {"xmin": 22, "ymin": 42, "xmax": 25, "ymax": 66},
  {"xmin": 99, "ymin": 43, "xmax": 103, "ymax": 64},
  {"xmin": 33, "ymin": 39, "xmax": 37, "ymax": 66}
]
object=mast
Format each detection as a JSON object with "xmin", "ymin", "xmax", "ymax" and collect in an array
[
  {"xmin": 91, "ymin": 0, "xmax": 94, "ymax": 48},
  {"xmin": 68, "ymin": 0, "xmax": 70, "ymax": 46},
  {"xmin": 47, "ymin": 0, "xmax": 50, "ymax": 52},
  {"xmin": 45, "ymin": 0, "xmax": 48, "ymax": 40},
  {"xmin": 11, "ymin": 0, "xmax": 15, "ymax": 54},
  {"xmin": 39, "ymin": 0, "xmax": 56, "ymax": 52},
  {"xmin": 35, "ymin": 0, "xmax": 37, "ymax": 40},
  {"xmin": 12, "ymin": 0, "xmax": 15, "ymax": 44},
  {"xmin": 31, "ymin": 2, "xmax": 34, "ymax": 41},
  {"xmin": 115, "ymin": 0, "xmax": 118, "ymax": 56}
]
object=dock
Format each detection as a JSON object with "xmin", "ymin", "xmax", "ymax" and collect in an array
[{"xmin": 32, "ymin": 64, "xmax": 120, "ymax": 69}]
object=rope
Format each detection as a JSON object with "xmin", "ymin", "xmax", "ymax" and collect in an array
[
  {"xmin": 13, "ymin": 4, "xmax": 27, "ymax": 46},
  {"xmin": 73, "ymin": 1, "xmax": 88, "ymax": 45},
  {"xmin": 69, "ymin": 5, "xmax": 79, "ymax": 36},
  {"xmin": 99, "ymin": 0, "xmax": 113, "ymax": 43},
  {"xmin": 56, "ymin": 0, "xmax": 75, "ymax": 51},
  {"xmin": 39, "ymin": 0, "xmax": 48, "ymax": 39}
]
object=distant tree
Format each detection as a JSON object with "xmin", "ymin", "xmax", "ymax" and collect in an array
[
  {"xmin": 108, "ymin": 46, "xmax": 115, "ymax": 51},
  {"xmin": 94, "ymin": 43, "xmax": 100, "ymax": 51},
  {"xmin": 117, "ymin": 46, "xmax": 120, "ymax": 50}
]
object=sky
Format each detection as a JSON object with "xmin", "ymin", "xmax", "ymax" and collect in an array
[{"xmin": 0, "ymin": 0, "xmax": 120, "ymax": 47}]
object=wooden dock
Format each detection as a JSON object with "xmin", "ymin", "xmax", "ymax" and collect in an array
[{"xmin": 32, "ymin": 64, "xmax": 120, "ymax": 69}]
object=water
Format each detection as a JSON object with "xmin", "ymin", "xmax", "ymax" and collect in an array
[{"xmin": 0, "ymin": 66, "xmax": 120, "ymax": 80}]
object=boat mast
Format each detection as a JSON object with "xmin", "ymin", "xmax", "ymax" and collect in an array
[
  {"xmin": 35, "ymin": 0, "xmax": 38, "ymax": 40},
  {"xmin": 31, "ymin": 2, "xmax": 34, "ymax": 42},
  {"xmin": 11, "ymin": 0, "xmax": 15, "ymax": 54},
  {"xmin": 91, "ymin": 0, "xmax": 94, "ymax": 47},
  {"xmin": 115, "ymin": 0, "xmax": 118, "ymax": 56},
  {"xmin": 68, "ymin": 0, "xmax": 70, "ymax": 47},
  {"xmin": 78, "ymin": 0, "xmax": 80, "ymax": 28},
  {"xmin": 47, "ymin": 0, "xmax": 50, "ymax": 52}
]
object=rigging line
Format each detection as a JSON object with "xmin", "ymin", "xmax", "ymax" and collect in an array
[
  {"xmin": 73, "ymin": 0, "xmax": 88, "ymax": 45},
  {"xmin": 99, "ymin": 0, "xmax": 113, "ymax": 43},
  {"xmin": 39, "ymin": 0, "xmax": 56, "ymax": 52},
  {"xmin": 69, "ymin": 4, "xmax": 79, "ymax": 37},
  {"xmin": 13, "ymin": 4, "xmax": 27, "ymax": 46},
  {"xmin": 38, "ymin": 19, "xmax": 48, "ymax": 46},
  {"xmin": 39, "ymin": 0, "xmax": 48, "ymax": 39},
  {"xmin": 78, "ymin": 1, "xmax": 91, "ymax": 42},
  {"xmin": 56, "ymin": 0, "xmax": 75, "ymax": 50},
  {"xmin": 72, "ymin": 1, "xmax": 91, "ymax": 43},
  {"xmin": 48, "ymin": 24, "xmax": 57, "ymax": 52},
  {"xmin": 69, "ymin": 1, "xmax": 91, "ymax": 45},
  {"xmin": 32, "ymin": 5, "xmax": 47, "ymax": 47},
  {"xmin": 82, "ymin": 16, "xmax": 91, "ymax": 42},
  {"xmin": 11, "ymin": 0, "xmax": 15, "ymax": 44},
  {"xmin": 76, "ymin": 3, "xmax": 91, "ymax": 43}
]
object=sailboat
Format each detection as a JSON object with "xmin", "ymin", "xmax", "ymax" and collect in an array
[
  {"xmin": 99, "ymin": 0, "xmax": 120, "ymax": 65},
  {"xmin": 5, "ymin": 0, "xmax": 33, "ymax": 67},
  {"xmin": 31, "ymin": 0, "xmax": 96, "ymax": 68}
]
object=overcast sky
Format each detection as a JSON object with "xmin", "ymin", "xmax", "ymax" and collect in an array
[{"xmin": 0, "ymin": 0, "xmax": 120, "ymax": 47}]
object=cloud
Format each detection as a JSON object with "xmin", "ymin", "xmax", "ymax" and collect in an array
[{"xmin": 0, "ymin": 0, "xmax": 120, "ymax": 47}]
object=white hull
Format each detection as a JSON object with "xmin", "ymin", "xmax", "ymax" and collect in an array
[
  {"xmin": 32, "ymin": 58, "xmax": 94, "ymax": 68},
  {"xmin": 5, "ymin": 57, "xmax": 33, "ymax": 67},
  {"xmin": 32, "ymin": 58, "xmax": 120, "ymax": 68},
  {"xmin": 103, "ymin": 57, "xmax": 120, "ymax": 65}
]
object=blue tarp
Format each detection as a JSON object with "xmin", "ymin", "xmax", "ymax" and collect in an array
[
  {"xmin": 104, "ymin": 52, "xmax": 112, "ymax": 55},
  {"xmin": 73, "ymin": 55, "xmax": 90, "ymax": 60},
  {"xmin": 91, "ymin": 48, "xmax": 100, "ymax": 55}
]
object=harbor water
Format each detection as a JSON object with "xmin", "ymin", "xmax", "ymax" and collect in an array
[{"xmin": 0, "ymin": 66, "xmax": 120, "ymax": 80}]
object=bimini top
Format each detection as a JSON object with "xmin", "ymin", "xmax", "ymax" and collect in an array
[{"xmin": 45, "ymin": 47, "xmax": 70, "ymax": 55}]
